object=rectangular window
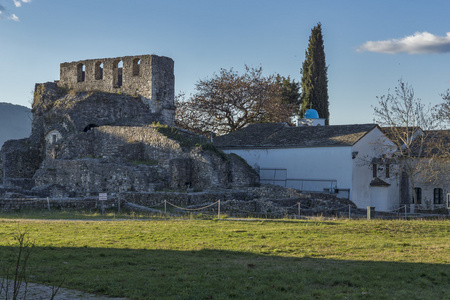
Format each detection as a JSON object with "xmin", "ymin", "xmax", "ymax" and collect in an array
[
  {"xmin": 95, "ymin": 61, "xmax": 103, "ymax": 80},
  {"xmin": 77, "ymin": 63, "xmax": 85, "ymax": 82},
  {"xmin": 434, "ymin": 188, "xmax": 443, "ymax": 204},
  {"xmin": 414, "ymin": 188, "xmax": 422, "ymax": 204},
  {"xmin": 372, "ymin": 163, "xmax": 377, "ymax": 178},
  {"xmin": 385, "ymin": 164, "xmax": 390, "ymax": 178}
]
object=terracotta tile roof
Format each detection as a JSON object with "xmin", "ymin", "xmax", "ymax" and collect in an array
[{"xmin": 214, "ymin": 123, "xmax": 378, "ymax": 148}]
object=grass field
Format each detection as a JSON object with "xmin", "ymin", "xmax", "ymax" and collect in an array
[{"xmin": 0, "ymin": 213, "xmax": 448, "ymax": 299}]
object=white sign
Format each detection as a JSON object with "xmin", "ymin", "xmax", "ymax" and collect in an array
[{"xmin": 99, "ymin": 193, "xmax": 108, "ymax": 201}]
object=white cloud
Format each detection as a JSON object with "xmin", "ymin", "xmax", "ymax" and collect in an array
[
  {"xmin": 9, "ymin": 13, "xmax": 19, "ymax": 21},
  {"xmin": 12, "ymin": 0, "xmax": 32, "ymax": 7},
  {"xmin": 357, "ymin": 32, "xmax": 450, "ymax": 54},
  {"xmin": 0, "ymin": 0, "xmax": 31, "ymax": 21}
]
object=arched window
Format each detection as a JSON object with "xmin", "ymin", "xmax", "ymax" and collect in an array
[
  {"xmin": 46, "ymin": 130, "xmax": 62, "ymax": 144},
  {"xmin": 132, "ymin": 58, "xmax": 141, "ymax": 76},
  {"xmin": 113, "ymin": 60, "xmax": 123, "ymax": 88},
  {"xmin": 95, "ymin": 61, "xmax": 103, "ymax": 80},
  {"xmin": 77, "ymin": 63, "xmax": 85, "ymax": 82},
  {"xmin": 434, "ymin": 188, "xmax": 443, "ymax": 204}
]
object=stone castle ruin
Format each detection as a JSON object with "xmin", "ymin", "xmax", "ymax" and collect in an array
[
  {"xmin": 0, "ymin": 54, "xmax": 358, "ymax": 216},
  {"xmin": 58, "ymin": 55, "xmax": 175, "ymax": 126},
  {"xmin": 0, "ymin": 55, "xmax": 259, "ymax": 206}
]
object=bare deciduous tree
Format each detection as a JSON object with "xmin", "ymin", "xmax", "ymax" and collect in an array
[
  {"xmin": 373, "ymin": 79, "xmax": 446, "ymax": 206},
  {"xmin": 434, "ymin": 90, "xmax": 450, "ymax": 127},
  {"xmin": 176, "ymin": 66, "xmax": 299, "ymax": 136}
]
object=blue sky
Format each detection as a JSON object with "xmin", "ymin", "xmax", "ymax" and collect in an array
[{"xmin": 1, "ymin": 0, "xmax": 450, "ymax": 125}]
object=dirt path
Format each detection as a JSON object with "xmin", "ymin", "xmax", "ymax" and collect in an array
[{"xmin": 1, "ymin": 280, "xmax": 127, "ymax": 299}]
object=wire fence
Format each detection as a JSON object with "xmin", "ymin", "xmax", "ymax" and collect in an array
[
  {"xmin": 0, "ymin": 196, "xmax": 449, "ymax": 220},
  {"xmin": 117, "ymin": 199, "xmax": 449, "ymax": 220}
]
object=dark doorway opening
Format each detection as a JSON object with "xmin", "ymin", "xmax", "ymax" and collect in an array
[{"xmin": 83, "ymin": 124, "xmax": 99, "ymax": 132}]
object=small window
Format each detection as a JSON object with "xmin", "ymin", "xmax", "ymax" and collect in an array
[
  {"xmin": 372, "ymin": 163, "xmax": 377, "ymax": 178},
  {"xmin": 95, "ymin": 61, "xmax": 103, "ymax": 80},
  {"xmin": 385, "ymin": 164, "xmax": 390, "ymax": 178},
  {"xmin": 113, "ymin": 60, "xmax": 123, "ymax": 88},
  {"xmin": 434, "ymin": 188, "xmax": 443, "ymax": 204},
  {"xmin": 52, "ymin": 134, "xmax": 57, "ymax": 144},
  {"xmin": 132, "ymin": 58, "xmax": 141, "ymax": 76},
  {"xmin": 77, "ymin": 63, "xmax": 85, "ymax": 82},
  {"xmin": 414, "ymin": 187, "xmax": 422, "ymax": 204}
]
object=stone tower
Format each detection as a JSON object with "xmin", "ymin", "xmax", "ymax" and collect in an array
[{"xmin": 58, "ymin": 54, "xmax": 175, "ymax": 126}]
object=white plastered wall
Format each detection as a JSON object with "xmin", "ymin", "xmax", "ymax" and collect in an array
[
  {"xmin": 223, "ymin": 146, "xmax": 354, "ymax": 198},
  {"xmin": 351, "ymin": 127, "xmax": 399, "ymax": 210}
]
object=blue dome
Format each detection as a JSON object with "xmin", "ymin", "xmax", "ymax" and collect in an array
[{"xmin": 304, "ymin": 109, "xmax": 319, "ymax": 119}]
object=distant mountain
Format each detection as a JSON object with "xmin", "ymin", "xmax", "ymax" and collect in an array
[{"xmin": 0, "ymin": 102, "xmax": 32, "ymax": 149}]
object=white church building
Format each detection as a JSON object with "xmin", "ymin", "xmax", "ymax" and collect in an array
[{"xmin": 214, "ymin": 110, "xmax": 401, "ymax": 211}]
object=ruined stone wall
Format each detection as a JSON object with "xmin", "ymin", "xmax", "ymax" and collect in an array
[
  {"xmin": 33, "ymin": 159, "xmax": 163, "ymax": 197},
  {"xmin": 228, "ymin": 154, "xmax": 259, "ymax": 188},
  {"xmin": 1, "ymin": 139, "xmax": 43, "ymax": 189},
  {"xmin": 58, "ymin": 55, "xmax": 175, "ymax": 125},
  {"xmin": 31, "ymin": 124, "xmax": 258, "ymax": 196},
  {"xmin": 1, "ymin": 53, "xmax": 263, "ymax": 201},
  {"xmin": 0, "ymin": 151, "xmax": 3, "ymax": 185},
  {"xmin": 0, "ymin": 197, "xmax": 106, "ymax": 212},
  {"xmin": 33, "ymin": 125, "xmax": 180, "ymax": 196},
  {"xmin": 33, "ymin": 86, "xmax": 170, "ymax": 138},
  {"xmin": 55, "ymin": 126, "xmax": 183, "ymax": 162}
]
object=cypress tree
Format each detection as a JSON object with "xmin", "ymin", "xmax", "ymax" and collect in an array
[{"xmin": 300, "ymin": 23, "xmax": 330, "ymax": 124}]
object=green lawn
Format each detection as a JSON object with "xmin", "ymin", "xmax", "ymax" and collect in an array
[{"xmin": 0, "ymin": 216, "xmax": 449, "ymax": 299}]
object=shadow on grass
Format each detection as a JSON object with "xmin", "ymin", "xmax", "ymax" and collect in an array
[{"xmin": 0, "ymin": 246, "xmax": 448, "ymax": 299}]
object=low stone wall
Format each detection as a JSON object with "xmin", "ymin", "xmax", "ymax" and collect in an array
[
  {"xmin": 33, "ymin": 159, "xmax": 162, "ymax": 197},
  {"xmin": 0, "ymin": 185, "xmax": 359, "ymax": 218},
  {"xmin": 0, "ymin": 197, "xmax": 112, "ymax": 212}
]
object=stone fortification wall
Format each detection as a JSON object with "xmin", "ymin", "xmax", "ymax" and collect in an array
[
  {"xmin": 0, "ymin": 152, "xmax": 3, "ymax": 185},
  {"xmin": 1, "ymin": 54, "xmax": 260, "ymax": 201},
  {"xmin": 54, "ymin": 126, "xmax": 183, "ymax": 162},
  {"xmin": 58, "ymin": 55, "xmax": 174, "ymax": 125},
  {"xmin": 32, "ymin": 125, "xmax": 258, "ymax": 196},
  {"xmin": 1, "ymin": 138, "xmax": 43, "ymax": 189},
  {"xmin": 32, "ymin": 83, "xmax": 170, "ymax": 144},
  {"xmin": 0, "ymin": 197, "xmax": 105, "ymax": 212},
  {"xmin": 33, "ymin": 159, "xmax": 162, "ymax": 196}
]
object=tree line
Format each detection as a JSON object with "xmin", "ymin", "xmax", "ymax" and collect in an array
[
  {"xmin": 175, "ymin": 22, "xmax": 449, "ymax": 139},
  {"xmin": 176, "ymin": 23, "xmax": 328, "ymax": 136}
]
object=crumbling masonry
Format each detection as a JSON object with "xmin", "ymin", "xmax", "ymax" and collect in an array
[
  {"xmin": 58, "ymin": 55, "xmax": 175, "ymax": 126},
  {"xmin": 0, "ymin": 55, "xmax": 259, "ymax": 203}
]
